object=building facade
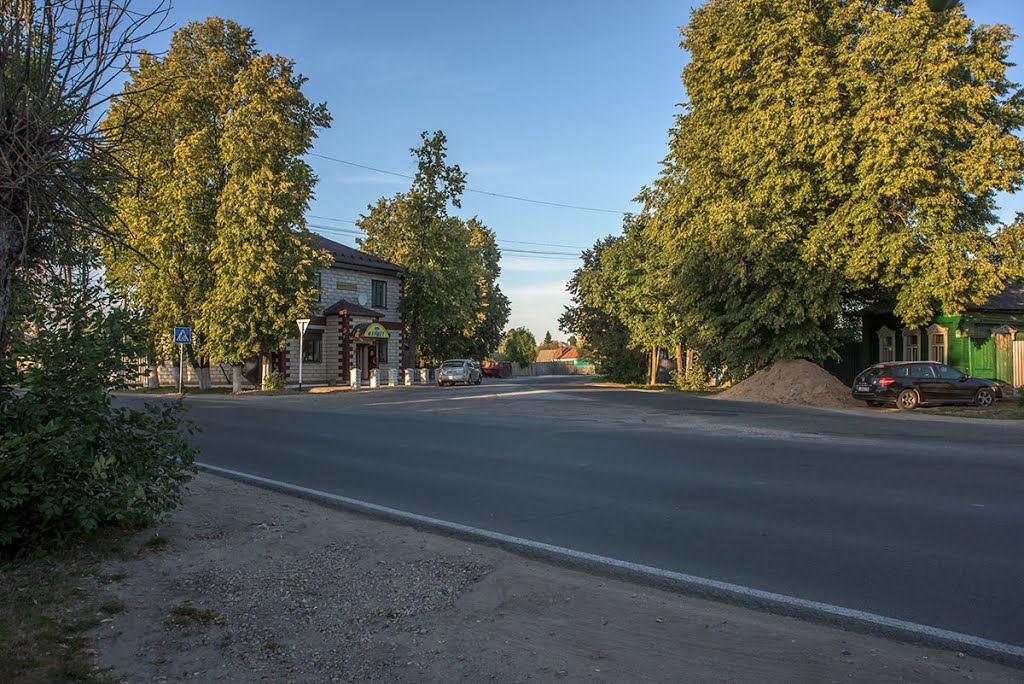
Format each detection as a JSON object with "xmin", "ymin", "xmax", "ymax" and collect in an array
[
  {"xmin": 274, "ymin": 237, "xmax": 406, "ymax": 385},
  {"xmin": 860, "ymin": 281, "xmax": 1024, "ymax": 388}
]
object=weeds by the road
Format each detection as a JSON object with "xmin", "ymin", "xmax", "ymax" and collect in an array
[
  {"xmin": 921, "ymin": 395, "xmax": 1024, "ymax": 420},
  {"xmin": 0, "ymin": 531, "xmax": 167, "ymax": 682}
]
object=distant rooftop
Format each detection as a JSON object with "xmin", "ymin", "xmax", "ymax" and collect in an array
[
  {"xmin": 968, "ymin": 280, "xmax": 1024, "ymax": 312},
  {"xmin": 315, "ymin": 235, "xmax": 402, "ymax": 275}
]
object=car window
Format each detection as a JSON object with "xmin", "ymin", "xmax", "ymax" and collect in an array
[
  {"xmin": 441, "ymin": 360, "xmax": 463, "ymax": 369},
  {"xmin": 893, "ymin": 366, "xmax": 911, "ymax": 377},
  {"xmin": 910, "ymin": 364, "xmax": 936, "ymax": 378},
  {"xmin": 935, "ymin": 364, "xmax": 963, "ymax": 380}
]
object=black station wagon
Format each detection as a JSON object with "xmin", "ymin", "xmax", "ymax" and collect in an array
[{"xmin": 852, "ymin": 361, "xmax": 1004, "ymax": 410}]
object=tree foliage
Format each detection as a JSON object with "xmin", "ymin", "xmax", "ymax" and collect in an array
[
  {"xmin": 101, "ymin": 18, "xmax": 331, "ymax": 378},
  {"xmin": 0, "ymin": 0, "xmax": 169, "ymax": 360},
  {"xmin": 499, "ymin": 327, "xmax": 537, "ymax": 366},
  {"xmin": 559, "ymin": 237, "xmax": 647, "ymax": 383},
  {"xmin": 653, "ymin": 0, "xmax": 1024, "ymax": 373},
  {"xmin": 358, "ymin": 131, "xmax": 510, "ymax": 364}
]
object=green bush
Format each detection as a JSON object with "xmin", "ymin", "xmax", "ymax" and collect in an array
[
  {"xmin": 674, "ymin": 365, "xmax": 711, "ymax": 392},
  {"xmin": 262, "ymin": 370, "xmax": 286, "ymax": 390},
  {"xmin": 0, "ymin": 282, "xmax": 196, "ymax": 554}
]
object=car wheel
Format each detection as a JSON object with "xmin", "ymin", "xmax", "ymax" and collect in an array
[
  {"xmin": 896, "ymin": 389, "xmax": 919, "ymax": 410},
  {"xmin": 975, "ymin": 387, "xmax": 994, "ymax": 408},
  {"xmin": 475, "ymin": 375, "xmax": 482, "ymax": 385}
]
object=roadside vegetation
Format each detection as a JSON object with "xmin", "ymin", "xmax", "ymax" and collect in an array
[{"xmin": 561, "ymin": 1, "xmax": 1024, "ymax": 388}]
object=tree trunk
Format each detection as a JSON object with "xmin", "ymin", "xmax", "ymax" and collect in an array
[
  {"xmin": 196, "ymin": 359, "xmax": 212, "ymax": 390},
  {"xmin": 147, "ymin": 352, "xmax": 160, "ymax": 388},
  {"xmin": 675, "ymin": 343, "xmax": 684, "ymax": 381},
  {"xmin": 686, "ymin": 348, "xmax": 695, "ymax": 373},
  {"xmin": 232, "ymin": 364, "xmax": 242, "ymax": 393},
  {"xmin": 0, "ymin": 226, "xmax": 24, "ymax": 362},
  {"xmin": 649, "ymin": 347, "xmax": 659, "ymax": 385}
]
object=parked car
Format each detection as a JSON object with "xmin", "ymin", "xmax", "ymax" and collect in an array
[
  {"xmin": 438, "ymin": 359, "xmax": 483, "ymax": 386},
  {"xmin": 851, "ymin": 361, "xmax": 1004, "ymax": 409}
]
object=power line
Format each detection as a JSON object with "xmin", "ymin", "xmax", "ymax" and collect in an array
[
  {"xmin": 308, "ymin": 216, "xmax": 586, "ymax": 251},
  {"xmin": 308, "ymin": 224, "xmax": 580, "ymax": 260},
  {"xmin": 308, "ymin": 152, "xmax": 629, "ymax": 215}
]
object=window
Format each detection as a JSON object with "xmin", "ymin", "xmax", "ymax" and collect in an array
[
  {"xmin": 910, "ymin": 364, "xmax": 936, "ymax": 378},
  {"xmin": 935, "ymin": 364, "xmax": 963, "ymax": 380},
  {"xmin": 902, "ymin": 329, "xmax": 920, "ymax": 362},
  {"xmin": 372, "ymin": 280, "xmax": 387, "ymax": 308},
  {"xmin": 927, "ymin": 324, "xmax": 948, "ymax": 364},
  {"xmin": 314, "ymin": 272, "xmax": 322, "ymax": 303},
  {"xmin": 877, "ymin": 326, "xmax": 896, "ymax": 363},
  {"xmin": 378, "ymin": 339, "xmax": 388, "ymax": 363},
  {"xmin": 302, "ymin": 336, "xmax": 322, "ymax": 363}
]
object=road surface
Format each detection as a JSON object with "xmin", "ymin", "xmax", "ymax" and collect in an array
[{"xmin": 124, "ymin": 377, "xmax": 1024, "ymax": 651}]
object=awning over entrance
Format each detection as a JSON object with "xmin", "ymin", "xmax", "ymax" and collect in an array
[{"xmin": 352, "ymin": 322, "xmax": 390, "ymax": 339}]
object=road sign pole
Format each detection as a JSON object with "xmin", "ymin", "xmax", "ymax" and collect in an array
[
  {"xmin": 179, "ymin": 344, "xmax": 184, "ymax": 396},
  {"xmin": 296, "ymin": 318, "xmax": 310, "ymax": 392}
]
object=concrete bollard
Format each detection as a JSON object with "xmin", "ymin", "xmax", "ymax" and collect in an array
[
  {"xmin": 350, "ymin": 368, "xmax": 361, "ymax": 390},
  {"xmin": 388, "ymin": 368, "xmax": 399, "ymax": 386},
  {"xmin": 369, "ymin": 368, "xmax": 379, "ymax": 388},
  {"xmin": 420, "ymin": 367, "xmax": 430, "ymax": 384},
  {"xmin": 404, "ymin": 368, "xmax": 414, "ymax": 386}
]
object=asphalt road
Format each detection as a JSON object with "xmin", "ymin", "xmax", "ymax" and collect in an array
[{"xmin": 126, "ymin": 377, "xmax": 1024, "ymax": 649}]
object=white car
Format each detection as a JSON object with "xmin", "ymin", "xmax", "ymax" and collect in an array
[{"xmin": 437, "ymin": 359, "xmax": 482, "ymax": 386}]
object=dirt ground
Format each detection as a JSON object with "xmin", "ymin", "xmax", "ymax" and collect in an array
[
  {"xmin": 82, "ymin": 474, "xmax": 1020, "ymax": 683},
  {"xmin": 716, "ymin": 359, "xmax": 862, "ymax": 409}
]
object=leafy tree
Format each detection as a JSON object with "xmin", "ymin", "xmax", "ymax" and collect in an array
[
  {"xmin": 559, "ymin": 237, "xmax": 647, "ymax": 383},
  {"xmin": 102, "ymin": 18, "xmax": 331, "ymax": 390},
  {"xmin": 538, "ymin": 330, "xmax": 558, "ymax": 351},
  {"xmin": 358, "ymin": 132, "xmax": 509, "ymax": 364},
  {"xmin": 499, "ymin": 327, "xmax": 537, "ymax": 366},
  {"xmin": 655, "ymin": 0, "xmax": 1024, "ymax": 375}
]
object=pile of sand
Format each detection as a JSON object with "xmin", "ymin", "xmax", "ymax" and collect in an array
[{"xmin": 714, "ymin": 359, "xmax": 861, "ymax": 409}]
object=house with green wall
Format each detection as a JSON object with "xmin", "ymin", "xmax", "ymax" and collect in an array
[{"xmin": 860, "ymin": 281, "xmax": 1024, "ymax": 388}]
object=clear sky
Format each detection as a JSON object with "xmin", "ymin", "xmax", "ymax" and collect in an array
[{"xmin": 158, "ymin": 0, "xmax": 1024, "ymax": 342}]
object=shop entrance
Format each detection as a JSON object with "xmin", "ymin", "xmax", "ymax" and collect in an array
[{"xmin": 357, "ymin": 342, "xmax": 378, "ymax": 379}]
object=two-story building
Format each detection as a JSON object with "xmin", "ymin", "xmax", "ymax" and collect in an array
[{"xmin": 272, "ymin": 236, "xmax": 406, "ymax": 385}]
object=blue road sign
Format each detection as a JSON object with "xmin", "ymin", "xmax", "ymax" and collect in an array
[{"xmin": 174, "ymin": 326, "xmax": 192, "ymax": 345}]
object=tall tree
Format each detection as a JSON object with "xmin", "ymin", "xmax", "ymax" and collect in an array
[
  {"xmin": 656, "ymin": 0, "xmax": 1024, "ymax": 376},
  {"xmin": 358, "ymin": 131, "xmax": 509, "ymax": 364},
  {"xmin": 102, "ymin": 18, "xmax": 330, "ymax": 389},
  {"xmin": 0, "ymin": 0, "xmax": 168, "ymax": 361}
]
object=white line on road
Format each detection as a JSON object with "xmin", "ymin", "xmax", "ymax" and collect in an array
[{"xmin": 197, "ymin": 462, "xmax": 1024, "ymax": 663}]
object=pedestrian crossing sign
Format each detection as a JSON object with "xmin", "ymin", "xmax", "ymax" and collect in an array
[{"xmin": 174, "ymin": 326, "xmax": 192, "ymax": 345}]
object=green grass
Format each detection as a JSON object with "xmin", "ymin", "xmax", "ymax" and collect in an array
[
  {"xmin": 921, "ymin": 401, "xmax": 1024, "ymax": 420},
  {"xmin": 142, "ymin": 534, "xmax": 168, "ymax": 549},
  {"xmin": 0, "ymin": 539, "xmax": 125, "ymax": 683}
]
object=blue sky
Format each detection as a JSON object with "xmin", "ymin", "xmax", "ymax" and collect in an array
[{"xmin": 159, "ymin": 0, "xmax": 1024, "ymax": 341}]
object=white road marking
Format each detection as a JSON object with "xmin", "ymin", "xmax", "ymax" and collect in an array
[{"xmin": 197, "ymin": 462, "xmax": 1024, "ymax": 663}]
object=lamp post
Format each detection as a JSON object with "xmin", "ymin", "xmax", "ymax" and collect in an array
[{"xmin": 296, "ymin": 318, "xmax": 310, "ymax": 391}]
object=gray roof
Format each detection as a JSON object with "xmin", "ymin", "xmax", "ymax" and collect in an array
[
  {"xmin": 968, "ymin": 281, "xmax": 1024, "ymax": 312},
  {"xmin": 315, "ymin": 236, "xmax": 402, "ymax": 275}
]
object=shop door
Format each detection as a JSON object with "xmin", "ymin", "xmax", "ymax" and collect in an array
[{"xmin": 367, "ymin": 344, "xmax": 378, "ymax": 370}]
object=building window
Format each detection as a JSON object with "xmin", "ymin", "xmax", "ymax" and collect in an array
[
  {"xmin": 902, "ymin": 329, "xmax": 920, "ymax": 362},
  {"xmin": 302, "ymin": 336, "xmax": 322, "ymax": 363},
  {"xmin": 877, "ymin": 326, "xmax": 896, "ymax": 362},
  {"xmin": 927, "ymin": 323, "xmax": 948, "ymax": 364},
  {"xmin": 378, "ymin": 339, "xmax": 388, "ymax": 363},
  {"xmin": 372, "ymin": 279, "xmax": 387, "ymax": 308},
  {"xmin": 315, "ymin": 272, "xmax": 322, "ymax": 303}
]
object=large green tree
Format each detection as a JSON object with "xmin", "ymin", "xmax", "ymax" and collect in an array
[
  {"xmin": 498, "ymin": 326, "xmax": 537, "ymax": 366},
  {"xmin": 102, "ymin": 18, "xmax": 330, "ymax": 390},
  {"xmin": 656, "ymin": 0, "xmax": 1024, "ymax": 375},
  {"xmin": 358, "ymin": 131, "xmax": 510, "ymax": 365}
]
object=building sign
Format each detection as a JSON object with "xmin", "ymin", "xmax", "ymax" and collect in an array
[{"xmin": 361, "ymin": 322, "xmax": 390, "ymax": 339}]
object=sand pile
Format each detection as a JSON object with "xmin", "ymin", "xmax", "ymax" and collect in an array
[{"xmin": 714, "ymin": 359, "xmax": 860, "ymax": 409}]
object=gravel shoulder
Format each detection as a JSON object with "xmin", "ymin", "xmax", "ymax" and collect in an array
[{"xmin": 82, "ymin": 473, "xmax": 1020, "ymax": 683}]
